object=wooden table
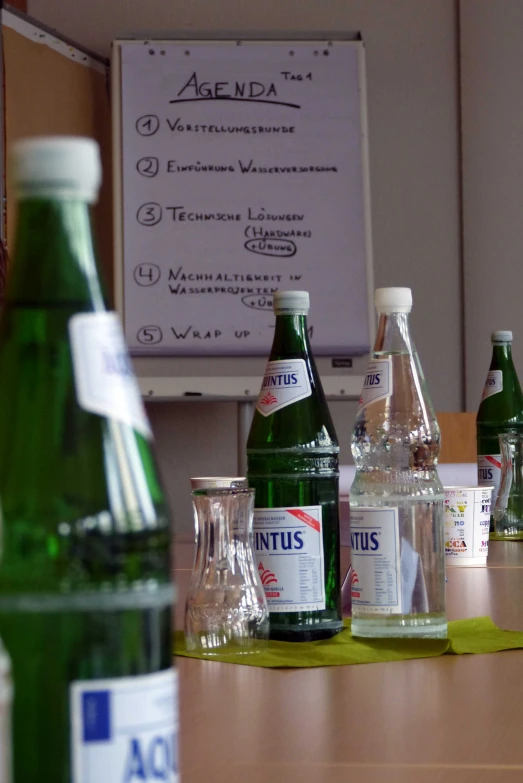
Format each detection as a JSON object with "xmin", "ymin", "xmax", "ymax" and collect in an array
[{"xmin": 174, "ymin": 540, "xmax": 523, "ymax": 783}]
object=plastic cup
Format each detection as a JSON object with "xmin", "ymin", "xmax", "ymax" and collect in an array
[{"xmin": 444, "ymin": 486, "xmax": 493, "ymax": 567}]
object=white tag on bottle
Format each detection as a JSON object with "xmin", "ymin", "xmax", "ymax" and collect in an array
[
  {"xmin": 70, "ymin": 668, "xmax": 178, "ymax": 783},
  {"xmin": 358, "ymin": 358, "xmax": 393, "ymax": 410},
  {"xmin": 255, "ymin": 359, "xmax": 312, "ymax": 416},
  {"xmin": 350, "ymin": 507, "xmax": 403, "ymax": 614},
  {"xmin": 69, "ymin": 312, "xmax": 151, "ymax": 438},
  {"xmin": 481, "ymin": 370, "xmax": 503, "ymax": 400},
  {"xmin": 253, "ymin": 505, "xmax": 325, "ymax": 611},
  {"xmin": 477, "ymin": 454, "xmax": 502, "ymax": 506}
]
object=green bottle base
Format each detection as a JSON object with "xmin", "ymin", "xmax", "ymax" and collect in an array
[{"xmin": 269, "ymin": 621, "xmax": 344, "ymax": 642}]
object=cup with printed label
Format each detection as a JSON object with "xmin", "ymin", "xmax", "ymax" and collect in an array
[
  {"xmin": 185, "ymin": 477, "xmax": 269, "ymax": 653},
  {"xmin": 493, "ymin": 432, "xmax": 523, "ymax": 540},
  {"xmin": 444, "ymin": 486, "xmax": 493, "ymax": 566}
]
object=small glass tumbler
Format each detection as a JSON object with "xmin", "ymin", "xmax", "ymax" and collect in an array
[
  {"xmin": 184, "ymin": 477, "xmax": 269, "ymax": 654},
  {"xmin": 493, "ymin": 432, "xmax": 523, "ymax": 540}
]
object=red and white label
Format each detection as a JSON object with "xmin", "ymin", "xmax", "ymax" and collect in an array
[
  {"xmin": 253, "ymin": 505, "xmax": 325, "ymax": 612},
  {"xmin": 255, "ymin": 359, "xmax": 312, "ymax": 417},
  {"xmin": 477, "ymin": 454, "xmax": 502, "ymax": 506},
  {"xmin": 481, "ymin": 370, "xmax": 503, "ymax": 400}
]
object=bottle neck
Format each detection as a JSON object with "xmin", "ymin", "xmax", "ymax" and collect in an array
[
  {"xmin": 270, "ymin": 312, "xmax": 310, "ymax": 358},
  {"xmin": 491, "ymin": 343, "xmax": 514, "ymax": 369},
  {"xmin": 8, "ymin": 196, "xmax": 105, "ymax": 309},
  {"xmin": 374, "ymin": 311, "xmax": 413, "ymax": 354}
]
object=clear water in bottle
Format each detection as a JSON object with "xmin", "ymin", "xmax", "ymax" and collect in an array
[{"xmin": 350, "ymin": 288, "xmax": 447, "ymax": 639}]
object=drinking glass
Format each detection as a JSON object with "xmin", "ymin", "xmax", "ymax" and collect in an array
[
  {"xmin": 493, "ymin": 432, "xmax": 523, "ymax": 539},
  {"xmin": 185, "ymin": 477, "xmax": 269, "ymax": 653}
]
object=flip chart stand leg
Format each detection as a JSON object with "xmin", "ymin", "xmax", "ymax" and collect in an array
[{"xmin": 237, "ymin": 401, "xmax": 254, "ymax": 477}]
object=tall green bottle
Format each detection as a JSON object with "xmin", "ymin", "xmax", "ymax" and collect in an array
[
  {"xmin": 477, "ymin": 330, "xmax": 523, "ymax": 531},
  {"xmin": 0, "ymin": 137, "xmax": 177, "ymax": 782},
  {"xmin": 246, "ymin": 290, "xmax": 342, "ymax": 642}
]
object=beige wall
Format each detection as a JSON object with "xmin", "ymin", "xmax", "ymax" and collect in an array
[
  {"xmin": 460, "ymin": 0, "xmax": 523, "ymax": 410},
  {"xmin": 27, "ymin": 0, "xmax": 463, "ymax": 533}
]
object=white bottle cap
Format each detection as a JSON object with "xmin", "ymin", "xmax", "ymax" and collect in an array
[
  {"xmin": 190, "ymin": 477, "xmax": 248, "ymax": 490},
  {"xmin": 273, "ymin": 290, "xmax": 310, "ymax": 314},
  {"xmin": 491, "ymin": 330, "xmax": 513, "ymax": 344},
  {"xmin": 375, "ymin": 287, "xmax": 413, "ymax": 313},
  {"xmin": 11, "ymin": 136, "xmax": 101, "ymax": 203}
]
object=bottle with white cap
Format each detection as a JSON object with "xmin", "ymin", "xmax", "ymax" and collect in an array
[
  {"xmin": 477, "ymin": 330, "xmax": 523, "ymax": 524},
  {"xmin": 350, "ymin": 287, "xmax": 446, "ymax": 638},
  {"xmin": 0, "ymin": 138, "xmax": 177, "ymax": 781},
  {"xmin": 247, "ymin": 290, "xmax": 343, "ymax": 642}
]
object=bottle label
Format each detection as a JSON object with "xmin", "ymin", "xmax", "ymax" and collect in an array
[
  {"xmin": 444, "ymin": 487, "xmax": 491, "ymax": 561},
  {"xmin": 477, "ymin": 454, "xmax": 502, "ymax": 506},
  {"xmin": 69, "ymin": 313, "xmax": 151, "ymax": 438},
  {"xmin": 350, "ymin": 507, "xmax": 403, "ymax": 614},
  {"xmin": 481, "ymin": 370, "xmax": 503, "ymax": 400},
  {"xmin": 255, "ymin": 359, "xmax": 312, "ymax": 417},
  {"xmin": 70, "ymin": 668, "xmax": 178, "ymax": 783},
  {"xmin": 253, "ymin": 506, "xmax": 325, "ymax": 611},
  {"xmin": 358, "ymin": 358, "xmax": 393, "ymax": 409}
]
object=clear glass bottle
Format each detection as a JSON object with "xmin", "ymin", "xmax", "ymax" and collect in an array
[
  {"xmin": 477, "ymin": 331, "xmax": 523, "ymax": 530},
  {"xmin": 0, "ymin": 137, "xmax": 177, "ymax": 781},
  {"xmin": 350, "ymin": 287, "xmax": 446, "ymax": 638},
  {"xmin": 247, "ymin": 290, "xmax": 342, "ymax": 642}
]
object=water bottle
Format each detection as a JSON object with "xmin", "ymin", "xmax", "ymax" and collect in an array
[
  {"xmin": 477, "ymin": 331, "xmax": 523, "ymax": 525},
  {"xmin": 350, "ymin": 287, "xmax": 446, "ymax": 638},
  {"xmin": 247, "ymin": 290, "xmax": 343, "ymax": 642},
  {"xmin": 0, "ymin": 137, "xmax": 177, "ymax": 781}
]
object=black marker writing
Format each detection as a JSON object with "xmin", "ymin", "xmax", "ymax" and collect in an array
[
  {"xmin": 244, "ymin": 238, "xmax": 297, "ymax": 258},
  {"xmin": 171, "ymin": 71, "xmax": 300, "ymax": 109},
  {"xmin": 171, "ymin": 326, "xmax": 222, "ymax": 340},
  {"xmin": 166, "ymin": 120, "xmax": 296, "ymax": 135},
  {"xmin": 244, "ymin": 226, "xmax": 311, "ymax": 240},
  {"xmin": 280, "ymin": 71, "xmax": 313, "ymax": 81},
  {"xmin": 169, "ymin": 285, "xmax": 277, "ymax": 296},
  {"xmin": 168, "ymin": 268, "xmax": 282, "ymax": 283},
  {"xmin": 167, "ymin": 160, "xmax": 235, "ymax": 173},
  {"xmin": 238, "ymin": 160, "xmax": 338, "ymax": 174},
  {"xmin": 166, "ymin": 207, "xmax": 241, "ymax": 222},
  {"xmin": 247, "ymin": 207, "xmax": 304, "ymax": 222}
]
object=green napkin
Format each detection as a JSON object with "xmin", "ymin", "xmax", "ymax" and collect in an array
[{"xmin": 173, "ymin": 617, "xmax": 523, "ymax": 668}]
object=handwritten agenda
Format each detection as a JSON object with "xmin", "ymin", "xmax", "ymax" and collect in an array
[
  {"xmin": 169, "ymin": 71, "xmax": 311, "ymax": 108},
  {"xmin": 119, "ymin": 40, "xmax": 372, "ymax": 356}
]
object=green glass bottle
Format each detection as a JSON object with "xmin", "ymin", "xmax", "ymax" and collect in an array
[
  {"xmin": 0, "ymin": 137, "xmax": 177, "ymax": 782},
  {"xmin": 246, "ymin": 290, "xmax": 342, "ymax": 642},
  {"xmin": 477, "ymin": 330, "xmax": 523, "ymax": 533}
]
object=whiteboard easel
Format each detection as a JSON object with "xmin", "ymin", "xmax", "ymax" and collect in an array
[{"xmin": 112, "ymin": 34, "xmax": 375, "ymax": 406}]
